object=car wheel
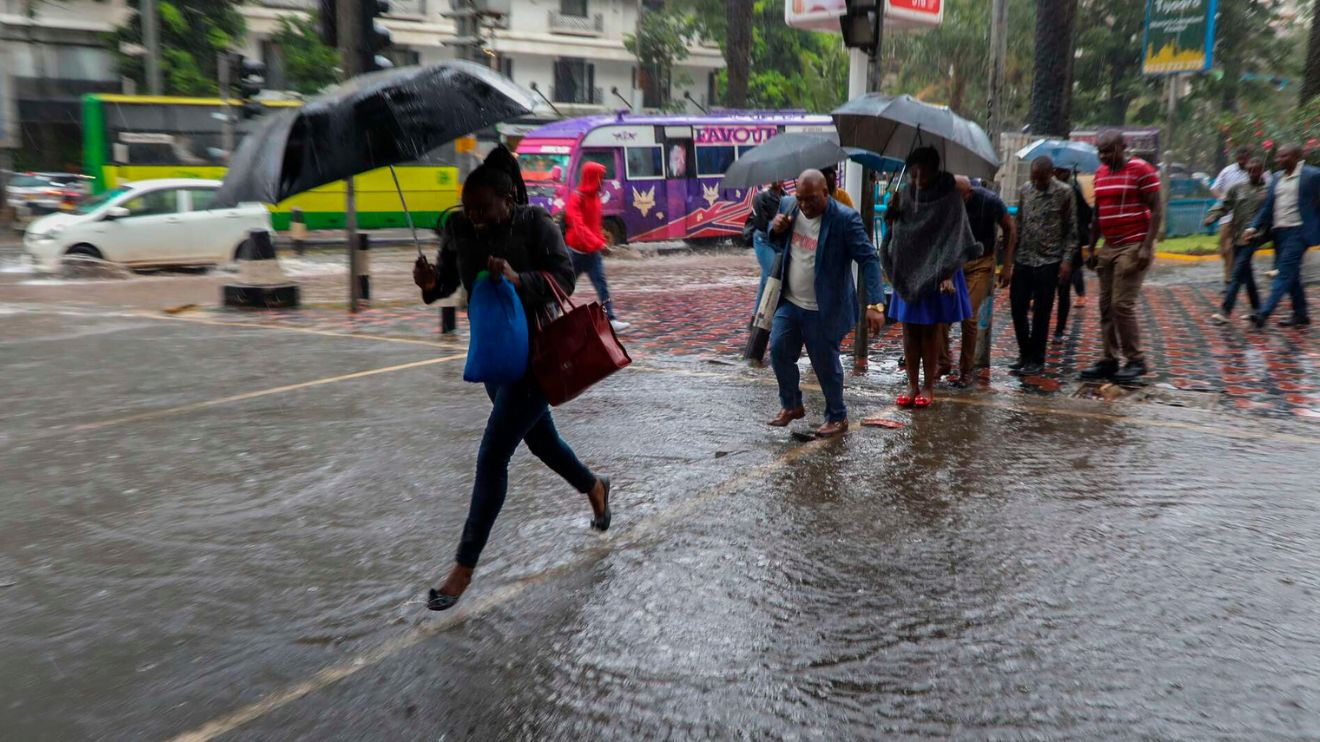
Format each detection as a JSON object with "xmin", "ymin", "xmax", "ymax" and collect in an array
[
  {"xmin": 66, "ymin": 244, "xmax": 102, "ymax": 260},
  {"xmin": 603, "ymin": 218, "xmax": 626, "ymax": 247}
]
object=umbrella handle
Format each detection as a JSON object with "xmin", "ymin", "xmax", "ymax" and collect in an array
[{"xmin": 389, "ymin": 165, "xmax": 422, "ymax": 256}]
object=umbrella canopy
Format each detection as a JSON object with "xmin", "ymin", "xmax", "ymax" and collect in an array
[
  {"xmin": 831, "ymin": 94, "xmax": 999, "ymax": 180},
  {"xmin": 215, "ymin": 60, "xmax": 537, "ymax": 207},
  {"xmin": 844, "ymin": 147, "xmax": 905, "ymax": 173},
  {"xmin": 718, "ymin": 132, "xmax": 848, "ymax": 190},
  {"xmin": 1015, "ymin": 138, "xmax": 1101, "ymax": 173}
]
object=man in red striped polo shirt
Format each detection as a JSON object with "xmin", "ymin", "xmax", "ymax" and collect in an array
[{"xmin": 1080, "ymin": 130, "xmax": 1162, "ymax": 383}]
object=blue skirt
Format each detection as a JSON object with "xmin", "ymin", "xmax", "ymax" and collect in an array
[{"xmin": 890, "ymin": 268, "xmax": 973, "ymax": 325}]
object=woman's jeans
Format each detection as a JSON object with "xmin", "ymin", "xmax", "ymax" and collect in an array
[
  {"xmin": 752, "ymin": 230, "xmax": 776, "ymax": 310},
  {"xmin": 456, "ymin": 378, "xmax": 597, "ymax": 568},
  {"xmin": 571, "ymin": 250, "xmax": 616, "ymax": 320}
]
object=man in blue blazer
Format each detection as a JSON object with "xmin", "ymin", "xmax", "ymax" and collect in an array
[
  {"xmin": 1246, "ymin": 143, "xmax": 1319, "ymax": 328},
  {"xmin": 766, "ymin": 169, "xmax": 885, "ymax": 436}
]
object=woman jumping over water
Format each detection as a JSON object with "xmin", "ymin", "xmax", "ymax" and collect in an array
[{"xmin": 413, "ymin": 147, "xmax": 612, "ymax": 610}]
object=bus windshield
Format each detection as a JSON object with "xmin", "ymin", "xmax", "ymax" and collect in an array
[
  {"xmin": 520, "ymin": 153, "xmax": 569, "ymax": 181},
  {"xmin": 76, "ymin": 186, "xmax": 132, "ymax": 214}
]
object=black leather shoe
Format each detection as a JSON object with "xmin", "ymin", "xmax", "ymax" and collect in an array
[
  {"xmin": 1248, "ymin": 313, "xmax": 1266, "ymax": 329},
  {"xmin": 1008, "ymin": 357, "xmax": 1026, "ymax": 371},
  {"xmin": 1079, "ymin": 360, "xmax": 1119, "ymax": 380},
  {"xmin": 590, "ymin": 476, "xmax": 611, "ymax": 532},
  {"xmin": 1112, "ymin": 360, "xmax": 1149, "ymax": 383},
  {"xmin": 1278, "ymin": 316, "xmax": 1312, "ymax": 328},
  {"xmin": 1019, "ymin": 362, "xmax": 1045, "ymax": 376}
]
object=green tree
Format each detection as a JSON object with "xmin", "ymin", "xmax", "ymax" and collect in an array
[
  {"xmin": 724, "ymin": 0, "xmax": 755, "ymax": 107},
  {"xmin": 625, "ymin": 5, "xmax": 700, "ymax": 109},
  {"xmin": 271, "ymin": 14, "xmax": 341, "ymax": 95},
  {"xmin": 110, "ymin": 0, "xmax": 246, "ymax": 96}
]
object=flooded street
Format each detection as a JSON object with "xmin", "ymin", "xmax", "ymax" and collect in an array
[{"xmin": 2, "ymin": 248, "xmax": 1319, "ymax": 739}]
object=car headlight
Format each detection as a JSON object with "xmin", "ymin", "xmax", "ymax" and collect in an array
[{"xmin": 32, "ymin": 226, "xmax": 64, "ymax": 242}]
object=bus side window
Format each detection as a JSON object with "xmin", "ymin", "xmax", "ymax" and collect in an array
[
  {"xmin": 579, "ymin": 150, "xmax": 617, "ymax": 181},
  {"xmin": 625, "ymin": 147, "xmax": 665, "ymax": 180},
  {"xmin": 696, "ymin": 146, "xmax": 736, "ymax": 178}
]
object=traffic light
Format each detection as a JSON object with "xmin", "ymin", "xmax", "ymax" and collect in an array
[
  {"xmin": 840, "ymin": 0, "xmax": 880, "ymax": 54},
  {"xmin": 360, "ymin": 0, "xmax": 393, "ymax": 72},
  {"xmin": 228, "ymin": 56, "xmax": 266, "ymax": 119}
]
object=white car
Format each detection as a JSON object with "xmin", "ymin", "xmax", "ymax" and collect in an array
[{"xmin": 22, "ymin": 178, "xmax": 271, "ymax": 272}]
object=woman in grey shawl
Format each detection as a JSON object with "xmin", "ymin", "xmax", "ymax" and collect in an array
[{"xmin": 882, "ymin": 147, "xmax": 981, "ymax": 408}]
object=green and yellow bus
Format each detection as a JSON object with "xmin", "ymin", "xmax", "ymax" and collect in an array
[{"xmin": 81, "ymin": 94, "xmax": 461, "ymax": 231}]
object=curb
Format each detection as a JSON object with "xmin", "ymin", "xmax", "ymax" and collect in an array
[{"xmin": 1156, "ymin": 245, "xmax": 1320, "ymax": 263}]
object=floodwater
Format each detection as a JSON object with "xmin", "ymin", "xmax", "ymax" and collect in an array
[{"xmin": 2, "ymin": 305, "xmax": 1319, "ymax": 740}]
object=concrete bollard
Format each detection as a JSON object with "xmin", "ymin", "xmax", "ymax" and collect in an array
[
  {"xmin": 222, "ymin": 228, "xmax": 300, "ymax": 308},
  {"xmin": 290, "ymin": 207, "xmax": 307, "ymax": 256}
]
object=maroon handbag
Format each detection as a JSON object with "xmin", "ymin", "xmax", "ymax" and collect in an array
[{"xmin": 531, "ymin": 272, "xmax": 631, "ymax": 406}]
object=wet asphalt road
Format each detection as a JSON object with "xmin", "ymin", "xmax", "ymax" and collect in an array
[{"xmin": 4, "ymin": 279, "xmax": 1320, "ymax": 739}]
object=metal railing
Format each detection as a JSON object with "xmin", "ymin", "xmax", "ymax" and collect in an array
[{"xmin": 548, "ymin": 10, "xmax": 604, "ymax": 35}]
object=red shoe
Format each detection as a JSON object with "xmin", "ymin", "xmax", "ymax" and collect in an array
[
  {"xmin": 913, "ymin": 395, "xmax": 932, "ymax": 409},
  {"xmin": 896, "ymin": 394, "xmax": 915, "ymax": 408}
]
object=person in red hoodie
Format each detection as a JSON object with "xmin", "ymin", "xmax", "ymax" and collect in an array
[{"xmin": 564, "ymin": 161, "xmax": 629, "ymax": 331}]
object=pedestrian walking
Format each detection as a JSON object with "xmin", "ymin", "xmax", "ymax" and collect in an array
[
  {"xmin": 564, "ymin": 160, "xmax": 629, "ymax": 332},
  {"xmin": 822, "ymin": 164, "xmax": 855, "ymax": 208},
  {"xmin": 1203, "ymin": 157, "xmax": 1269, "ymax": 323},
  {"xmin": 883, "ymin": 147, "xmax": 979, "ymax": 408},
  {"xmin": 1080, "ymin": 131, "xmax": 1162, "ymax": 383},
  {"xmin": 1053, "ymin": 166, "xmax": 1092, "ymax": 340},
  {"xmin": 1007, "ymin": 157, "xmax": 1076, "ymax": 376},
  {"xmin": 1245, "ymin": 143, "xmax": 1318, "ymax": 328},
  {"xmin": 1212, "ymin": 146, "xmax": 1254, "ymax": 284},
  {"xmin": 413, "ymin": 147, "xmax": 613, "ymax": 611},
  {"xmin": 939, "ymin": 175, "xmax": 1016, "ymax": 386},
  {"xmin": 751, "ymin": 180, "xmax": 786, "ymax": 304},
  {"xmin": 765, "ymin": 169, "xmax": 884, "ymax": 436}
]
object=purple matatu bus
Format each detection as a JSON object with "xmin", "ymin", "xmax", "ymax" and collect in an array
[{"xmin": 516, "ymin": 112, "xmax": 835, "ymax": 245}]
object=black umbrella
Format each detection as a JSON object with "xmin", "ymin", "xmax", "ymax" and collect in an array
[
  {"xmin": 214, "ymin": 61, "xmax": 537, "ymax": 210},
  {"xmin": 832, "ymin": 94, "xmax": 999, "ymax": 180},
  {"xmin": 718, "ymin": 132, "xmax": 847, "ymax": 190}
]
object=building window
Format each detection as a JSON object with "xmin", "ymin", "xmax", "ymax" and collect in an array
[
  {"xmin": 383, "ymin": 48, "xmax": 420, "ymax": 68},
  {"xmin": 707, "ymin": 71, "xmax": 719, "ymax": 109},
  {"xmin": 553, "ymin": 58, "xmax": 596, "ymax": 104},
  {"xmin": 560, "ymin": 0, "xmax": 588, "ymax": 17},
  {"xmin": 500, "ymin": 57, "xmax": 513, "ymax": 79}
]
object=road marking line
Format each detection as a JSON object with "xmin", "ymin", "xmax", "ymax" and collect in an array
[
  {"xmin": 133, "ymin": 310, "xmax": 459, "ymax": 349},
  {"xmin": 166, "ymin": 421, "xmax": 846, "ymax": 742},
  {"xmin": 628, "ymin": 364, "xmax": 1320, "ymax": 446},
  {"xmin": 68, "ymin": 356, "xmax": 464, "ymax": 434}
]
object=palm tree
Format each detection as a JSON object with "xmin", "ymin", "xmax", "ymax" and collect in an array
[
  {"xmin": 724, "ymin": 0, "xmax": 754, "ymax": 107},
  {"xmin": 1027, "ymin": 0, "xmax": 1079, "ymax": 136},
  {"xmin": 1303, "ymin": 0, "xmax": 1320, "ymax": 103}
]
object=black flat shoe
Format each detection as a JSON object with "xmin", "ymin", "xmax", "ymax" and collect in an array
[
  {"xmin": 427, "ymin": 588, "xmax": 460, "ymax": 611},
  {"xmin": 590, "ymin": 476, "xmax": 612, "ymax": 532}
]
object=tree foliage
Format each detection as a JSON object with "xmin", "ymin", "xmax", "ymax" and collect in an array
[
  {"xmin": 625, "ymin": 5, "xmax": 700, "ymax": 109},
  {"xmin": 110, "ymin": 0, "xmax": 245, "ymax": 96},
  {"xmin": 272, "ymin": 14, "xmax": 341, "ymax": 96}
]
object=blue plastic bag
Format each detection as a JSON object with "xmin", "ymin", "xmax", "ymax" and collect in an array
[{"xmin": 463, "ymin": 270, "xmax": 529, "ymax": 384}]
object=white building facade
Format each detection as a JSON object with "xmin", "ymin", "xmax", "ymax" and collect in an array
[{"xmin": 236, "ymin": 0, "xmax": 726, "ymax": 117}]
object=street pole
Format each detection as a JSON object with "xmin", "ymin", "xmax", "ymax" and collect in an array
[
  {"xmin": 218, "ymin": 52, "xmax": 234, "ymax": 156},
  {"xmin": 142, "ymin": 0, "xmax": 162, "ymax": 95},
  {"xmin": 337, "ymin": 0, "xmax": 362, "ymax": 312},
  {"xmin": 986, "ymin": 0, "xmax": 1009, "ymax": 162},
  {"xmin": 852, "ymin": 7, "xmax": 884, "ymax": 373},
  {"xmin": 1159, "ymin": 74, "xmax": 1178, "ymax": 241}
]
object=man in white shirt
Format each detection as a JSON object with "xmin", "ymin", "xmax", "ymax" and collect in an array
[
  {"xmin": 1246, "ymin": 143, "xmax": 1320, "ymax": 328},
  {"xmin": 1211, "ymin": 146, "xmax": 1253, "ymax": 283},
  {"xmin": 766, "ymin": 170, "xmax": 885, "ymax": 436}
]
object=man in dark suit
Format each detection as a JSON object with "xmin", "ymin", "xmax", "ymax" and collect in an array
[
  {"xmin": 1246, "ymin": 143, "xmax": 1319, "ymax": 328},
  {"xmin": 765, "ymin": 169, "xmax": 885, "ymax": 437}
]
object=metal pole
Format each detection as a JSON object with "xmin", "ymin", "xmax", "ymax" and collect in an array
[
  {"xmin": 218, "ymin": 52, "xmax": 234, "ymax": 156},
  {"xmin": 853, "ymin": 7, "xmax": 885, "ymax": 373},
  {"xmin": 389, "ymin": 165, "xmax": 422, "ymax": 255},
  {"xmin": 337, "ymin": 0, "xmax": 362, "ymax": 312},
  {"xmin": 986, "ymin": 0, "xmax": 1009, "ymax": 158},
  {"xmin": 1159, "ymin": 74, "xmax": 1177, "ymax": 241},
  {"xmin": 142, "ymin": 0, "xmax": 162, "ymax": 94}
]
